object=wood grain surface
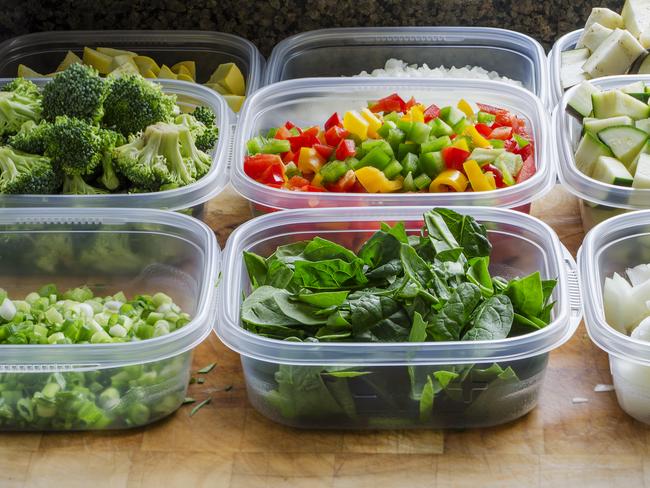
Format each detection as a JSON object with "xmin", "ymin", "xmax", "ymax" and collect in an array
[{"xmin": 1, "ymin": 185, "xmax": 644, "ymax": 488}]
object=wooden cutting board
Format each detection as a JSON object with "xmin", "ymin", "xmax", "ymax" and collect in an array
[{"xmin": 2, "ymin": 185, "xmax": 647, "ymax": 488}]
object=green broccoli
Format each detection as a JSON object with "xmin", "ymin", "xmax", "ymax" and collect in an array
[
  {"xmin": 45, "ymin": 116, "xmax": 104, "ymax": 176},
  {"xmin": 0, "ymin": 80, "xmax": 42, "ymax": 139},
  {"xmin": 98, "ymin": 129, "xmax": 125, "ymax": 191},
  {"xmin": 79, "ymin": 233, "xmax": 143, "ymax": 274},
  {"xmin": 0, "ymin": 146, "xmax": 61, "ymax": 194},
  {"xmin": 114, "ymin": 121, "xmax": 211, "ymax": 191},
  {"xmin": 175, "ymin": 112, "xmax": 218, "ymax": 152},
  {"xmin": 28, "ymin": 233, "xmax": 75, "ymax": 273},
  {"xmin": 62, "ymin": 174, "xmax": 108, "ymax": 195},
  {"xmin": 41, "ymin": 63, "xmax": 106, "ymax": 123},
  {"xmin": 102, "ymin": 74, "xmax": 177, "ymax": 136},
  {"xmin": 7, "ymin": 120, "xmax": 51, "ymax": 155}
]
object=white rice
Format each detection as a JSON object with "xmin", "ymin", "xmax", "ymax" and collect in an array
[{"xmin": 354, "ymin": 58, "xmax": 523, "ymax": 87}]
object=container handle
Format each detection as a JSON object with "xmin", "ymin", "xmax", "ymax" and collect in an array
[
  {"xmin": 562, "ymin": 244, "xmax": 583, "ymax": 330},
  {"xmin": 225, "ymin": 123, "xmax": 238, "ymax": 172}
]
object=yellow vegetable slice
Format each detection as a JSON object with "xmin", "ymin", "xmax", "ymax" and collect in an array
[
  {"xmin": 360, "ymin": 108, "xmax": 382, "ymax": 138},
  {"xmin": 17, "ymin": 64, "xmax": 44, "ymax": 78},
  {"xmin": 82, "ymin": 47, "xmax": 112, "ymax": 75},
  {"xmin": 171, "ymin": 61, "xmax": 196, "ymax": 80},
  {"xmin": 56, "ymin": 51, "xmax": 82, "ymax": 72},
  {"xmin": 204, "ymin": 83, "xmax": 229, "ymax": 95},
  {"xmin": 355, "ymin": 167, "xmax": 403, "ymax": 193},
  {"xmin": 208, "ymin": 62, "xmax": 245, "ymax": 96},
  {"xmin": 110, "ymin": 54, "xmax": 137, "ymax": 70},
  {"xmin": 108, "ymin": 60, "xmax": 140, "ymax": 78},
  {"xmin": 457, "ymin": 99, "xmax": 474, "ymax": 118},
  {"xmin": 96, "ymin": 47, "xmax": 137, "ymax": 57},
  {"xmin": 343, "ymin": 110, "xmax": 370, "ymax": 141},
  {"xmin": 142, "ymin": 70, "xmax": 157, "ymax": 79},
  {"xmin": 133, "ymin": 56, "xmax": 161, "ymax": 76},
  {"xmin": 224, "ymin": 94, "xmax": 246, "ymax": 112},
  {"xmin": 157, "ymin": 65, "xmax": 177, "ymax": 79},
  {"xmin": 176, "ymin": 73, "xmax": 194, "ymax": 82}
]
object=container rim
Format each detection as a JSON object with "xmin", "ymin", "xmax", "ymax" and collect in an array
[
  {"xmin": 579, "ymin": 209, "xmax": 650, "ymax": 366},
  {"xmin": 264, "ymin": 26, "xmax": 549, "ymax": 104},
  {"xmin": 0, "ymin": 208, "xmax": 220, "ymax": 369},
  {"xmin": 554, "ymin": 74, "xmax": 650, "ymax": 210},
  {"xmin": 231, "ymin": 77, "xmax": 555, "ymax": 210},
  {"xmin": 0, "ymin": 77, "xmax": 233, "ymax": 210},
  {"xmin": 0, "ymin": 29, "xmax": 265, "ymax": 95},
  {"xmin": 216, "ymin": 205, "xmax": 582, "ymax": 366}
]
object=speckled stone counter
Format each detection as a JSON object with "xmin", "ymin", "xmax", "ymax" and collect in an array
[{"xmin": 0, "ymin": 0, "xmax": 626, "ymax": 54}]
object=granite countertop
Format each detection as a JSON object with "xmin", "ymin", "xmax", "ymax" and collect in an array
[{"xmin": 0, "ymin": 0, "xmax": 627, "ymax": 54}]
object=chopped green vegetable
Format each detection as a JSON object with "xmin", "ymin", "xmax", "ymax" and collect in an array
[
  {"xmin": 197, "ymin": 363, "xmax": 216, "ymax": 374},
  {"xmin": 189, "ymin": 397, "xmax": 211, "ymax": 417}
]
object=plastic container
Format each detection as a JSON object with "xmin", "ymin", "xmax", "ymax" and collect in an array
[
  {"xmin": 264, "ymin": 27, "xmax": 549, "ymax": 106},
  {"xmin": 217, "ymin": 206, "xmax": 582, "ymax": 429},
  {"xmin": 548, "ymin": 29, "xmax": 582, "ymax": 110},
  {"xmin": 0, "ymin": 30, "xmax": 264, "ymax": 96},
  {"xmin": 0, "ymin": 208, "xmax": 219, "ymax": 431},
  {"xmin": 232, "ymin": 78, "xmax": 554, "ymax": 214},
  {"xmin": 554, "ymin": 74, "xmax": 650, "ymax": 231},
  {"xmin": 578, "ymin": 210, "xmax": 650, "ymax": 424},
  {"xmin": 0, "ymin": 77, "xmax": 232, "ymax": 216}
]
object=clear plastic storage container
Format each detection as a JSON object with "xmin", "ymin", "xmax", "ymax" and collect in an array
[
  {"xmin": 554, "ymin": 74, "xmax": 650, "ymax": 231},
  {"xmin": 264, "ymin": 27, "xmax": 549, "ymax": 106},
  {"xmin": 0, "ymin": 77, "xmax": 232, "ymax": 216},
  {"xmin": 0, "ymin": 30, "xmax": 264, "ymax": 96},
  {"xmin": 232, "ymin": 78, "xmax": 554, "ymax": 214},
  {"xmin": 0, "ymin": 208, "xmax": 219, "ymax": 431},
  {"xmin": 217, "ymin": 206, "xmax": 581, "ymax": 429},
  {"xmin": 548, "ymin": 29, "xmax": 583, "ymax": 110},
  {"xmin": 579, "ymin": 210, "xmax": 650, "ymax": 424}
]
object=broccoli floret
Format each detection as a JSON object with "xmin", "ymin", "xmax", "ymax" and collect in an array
[
  {"xmin": 45, "ymin": 116, "xmax": 104, "ymax": 176},
  {"xmin": 41, "ymin": 63, "xmax": 106, "ymax": 123},
  {"xmin": 79, "ymin": 233, "xmax": 143, "ymax": 274},
  {"xmin": 97, "ymin": 129, "xmax": 125, "ymax": 191},
  {"xmin": 62, "ymin": 174, "xmax": 108, "ymax": 195},
  {"xmin": 7, "ymin": 120, "xmax": 51, "ymax": 155},
  {"xmin": 0, "ymin": 80, "xmax": 42, "ymax": 138},
  {"xmin": 0, "ymin": 146, "xmax": 61, "ymax": 194},
  {"xmin": 102, "ymin": 75, "xmax": 177, "ymax": 136},
  {"xmin": 114, "ymin": 122, "xmax": 212, "ymax": 191},
  {"xmin": 192, "ymin": 106, "xmax": 216, "ymax": 127},
  {"xmin": 175, "ymin": 113, "xmax": 218, "ymax": 152},
  {"xmin": 29, "ymin": 233, "xmax": 75, "ymax": 273}
]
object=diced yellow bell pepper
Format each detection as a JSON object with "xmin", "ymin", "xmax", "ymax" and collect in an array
[
  {"xmin": 142, "ymin": 70, "xmax": 157, "ymax": 79},
  {"xmin": 457, "ymin": 99, "xmax": 474, "ymax": 118},
  {"xmin": 298, "ymin": 147, "xmax": 325, "ymax": 174},
  {"xmin": 133, "ymin": 56, "xmax": 161, "ymax": 76},
  {"xmin": 176, "ymin": 73, "xmax": 195, "ymax": 82},
  {"xmin": 224, "ymin": 94, "xmax": 246, "ymax": 112},
  {"xmin": 484, "ymin": 171, "xmax": 496, "ymax": 189},
  {"xmin": 311, "ymin": 173, "xmax": 324, "ymax": 188},
  {"xmin": 172, "ymin": 61, "xmax": 196, "ymax": 80},
  {"xmin": 204, "ymin": 83, "xmax": 229, "ymax": 95},
  {"xmin": 157, "ymin": 64, "xmax": 177, "ymax": 79},
  {"xmin": 464, "ymin": 125, "xmax": 491, "ymax": 149},
  {"xmin": 107, "ymin": 60, "xmax": 140, "ymax": 78},
  {"xmin": 110, "ymin": 54, "xmax": 137, "ymax": 70},
  {"xmin": 208, "ymin": 62, "xmax": 246, "ymax": 96},
  {"xmin": 430, "ymin": 170, "xmax": 469, "ymax": 192},
  {"xmin": 451, "ymin": 137, "xmax": 469, "ymax": 152},
  {"xmin": 343, "ymin": 110, "xmax": 370, "ymax": 141},
  {"xmin": 56, "ymin": 51, "xmax": 82, "ymax": 72},
  {"xmin": 463, "ymin": 160, "xmax": 495, "ymax": 192},
  {"xmin": 360, "ymin": 108, "xmax": 382, "ymax": 138},
  {"xmin": 355, "ymin": 167, "xmax": 403, "ymax": 193},
  {"xmin": 400, "ymin": 105, "xmax": 425, "ymax": 123},
  {"xmin": 82, "ymin": 47, "xmax": 113, "ymax": 74},
  {"xmin": 17, "ymin": 65, "xmax": 43, "ymax": 78},
  {"xmin": 96, "ymin": 47, "xmax": 137, "ymax": 58}
]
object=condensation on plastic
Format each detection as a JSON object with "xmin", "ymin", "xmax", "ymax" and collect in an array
[
  {"xmin": 264, "ymin": 27, "xmax": 550, "ymax": 107},
  {"xmin": 0, "ymin": 77, "xmax": 233, "ymax": 211},
  {"xmin": 554, "ymin": 75, "xmax": 650, "ymax": 229},
  {"xmin": 548, "ymin": 29, "xmax": 583, "ymax": 110},
  {"xmin": 232, "ymin": 78, "xmax": 554, "ymax": 211},
  {"xmin": 0, "ymin": 30, "xmax": 264, "ymax": 96}
]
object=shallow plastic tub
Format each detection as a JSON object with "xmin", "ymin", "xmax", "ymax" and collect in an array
[
  {"xmin": 579, "ymin": 210, "xmax": 650, "ymax": 424},
  {"xmin": 0, "ymin": 208, "xmax": 219, "ymax": 430},
  {"xmin": 232, "ymin": 78, "xmax": 554, "ymax": 215},
  {"xmin": 217, "ymin": 206, "xmax": 581, "ymax": 429},
  {"xmin": 264, "ymin": 27, "xmax": 549, "ymax": 106}
]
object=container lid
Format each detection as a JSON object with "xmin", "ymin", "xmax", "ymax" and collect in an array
[
  {"xmin": 555, "ymin": 74, "xmax": 650, "ymax": 210},
  {"xmin": 579, "ymin": 210, "xmax": 650, "ymax": 366},
  {"xmin": 264, "ymin": 27, "xmax": 549, "ymax": 106},
  {"xmin": 0, "ymin": 208, "xmax": 220, "ymax": 370},
  {"xmin": 216, "ymin": 205, "xmax": 582, "ymax": 367},
  {"xmin": 0, "ymin": 78, "xmax": 233, "ymax": 210},
  {"xmin": 548, "ymin": 29, "xmax": 582, "ymax": 110},
  {"xmin": 232, "ymin": 77, "xmax": 554, "ymax": 210}
]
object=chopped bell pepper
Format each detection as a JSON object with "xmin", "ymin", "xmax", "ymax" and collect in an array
[
  {"xmin": 288, "ymin": 129, "xmax": 320, "ymax": 152},
  {"xmin": 324, "ymin": 126, "xmax": 349, "ymax": 147},
  {"xmin": 324, "ymin": 112, "xmax": 343, "ymax": 130},
  {"xmin": 298, "ymin": 147, "xmax": 326, "ymax": 174},
  {"xmin": 451, "ymin": 137, "xmax": 469, "ymax": 152},
  {"xmin": 314, "ymin": 143, "xmax": 334, "ymax": 160},
  {"xmin": 369, "ymin": 93, "xmax": 406, "ymax": 113},
  {"xmin": 311, "ymin": 173, "xmax": 324, "ymax": 188},
  {"xmin": 274, "ymin": 126, "xmax": 292, "ymax": 140},
  {"xmin": 423, "ymin": 103, "xmax": 441, "ymax": 122},
  {"xmin": 441, "ymin": 146, "xmax": 470, "ymax": 171},
  {"xmin": 402, "ymin": 105, "xmax": 425, "ymax": 123},
  {"xmin": 320, "ymin": 160, "xmax": 350, "ymax": 183},
  {"xmin": 474, "ymin": 123, "xmax": 492, "ymax": 137},
  {"xmin": 483, "ymin": 164, "xmax": 506, "ymax": 188},
  {"xmin": 476, "ymin": 102, "xmax": 504, "ymax": 115},
  {"xmin": 244, "ymin": 154, "xmax": 283, "ymax": 180},
  {"xmin": 288, "ymin": 175, "xmax": 311, "ymax": 189},
  {"xmin": 326, "ymin": 169, "xmax": 357, "ymax": 192},
  {"xmin": 489, "ymin": 126, "xmax": 513, "ymax": 140},
  {"xmin": 335, "ymin": 139, "xmax": 356, "ymax": 160},
  {"xmin": 343, "ymin": 110, "xmax": 370, "ymax": 141},
  {"xmin": 355, "ymin": 166, "xmax": 403, "ymax": 193},
  {"xmin": 463, "ymin": 125, "xmax": 491, "ymax": 149},
  {"xmin": 516, "ymin": 155, "xmax": 536, "ymax": 183},
  {"xmin": 463, "ymin": 159, "xmax": 495, "ymax": 192},
  {"xmin": 457, "ymin": 99, "xmax": 474, "ymax": 118},
  {"xmin": 429, "ymin": 169, "xmax": 468, "ymax": 192},
  {"xmin": 360, "ymin": 108, "xmax": 382, "ymax": 138}
]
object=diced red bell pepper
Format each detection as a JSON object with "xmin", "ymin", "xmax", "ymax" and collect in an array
[
  {"xmin": 296, "ymin": 184, "xmax": 322, "ymax": 192},
  {"xmin": 474, "ymin": 123, "xmax": 492, "ymax": 137},
  {"xmin": 288, "ymin": 175, "xmax": 311, "ymax": 189},
  {"xmin": 335, "ymin": 139, "xmax": 356, "ymax": 160},
  {"xmin": 288, "ymin": 127, "xmax": 320, "ymax": 152},
  {"xmin": 477, "ymin": 103, "xmax": 505, "ymax": 115},
  {"xmin": 266, "ymin": 183, "xmax": 283, "ymax": 189},
  {"xmin": 404, "ymin": 97, "xmax": 416, "ymax": 111},
  {"xmin": 510, "ymin": 116, "xmax": 530, "ymax": 137},
  {"xmin": 494, "ymin": 111, "xmax": 512, "ymax": 128},
  {"xmin": 483, "ymin": 164, "xmax": 506, "ymax": 188},
  {"xmin": 314, "ymin": 143, "xmax": 335, "ymax": 160},
  {"xmin": 516, "ymin": 155, "xmax": 536, "ymax": 183},
  {"xmin": 324, "ymin": 126, "xmax": 349, "ymax": 147},
  {"xmin": 504, "ymin": 139, "xmax": 534, "ymax": 161},
  {"xmin": 441, "ymin": 146, "xmax": 470, "ymax": 171},
  {"xmin": 324, "ymin": 112, "xmax": 343, "ymax": 131},
  {"xmin": 369, "ymin": 93, "xmax": 406, "ymax": 113},
  {"xmin": 489, "ymin": 126, "xmax": 513, "ymax": 140},
  {"xmin": 518, "ymin": 142, "xmax": 534, "ymax": 161},
  {"xmin": 284, "ymin": 121, "xmax": 297, "ymax": 130},
  {"xmin": 326, "ymin": 169, "xmax": 357, "ymax": 192},
  {"xmin": 244, "ymin": 154, "xmax": 283, "ymax": 180},
  {"xmin": 282, "ymin": 150, "xmax": 296, "ymax": 164},
  {"xmin": 259, "ymin": 163, "xmax": 285, "ymax": 185},
  {"xmin": 274, "ymin": 126, "xmax": 292, "ymax": 140},
  {"xmin": 423, "ymin": 103, "xmax": 441, "ymax": 122}
]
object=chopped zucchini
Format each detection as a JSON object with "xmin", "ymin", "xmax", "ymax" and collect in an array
[
  {"xmin": 567, "ymin": 81, "xmax": 601, "ymax": 118},
  {"xmin": 584, "ymin": 116, "xmax": 634, "ymax": 134},
  {"xmin": 622, "ymin": 0, "xmax": 650, "ymax": 37},
  {"xmin": 575, "ymin": 132, "xmax": 614, "ymax": 175},
  {"xmin": 582, "ymin": 29, "xmax": 646, "ymax": 78},
  {"xmin": 633, "ymin": 152, "xmax": 650, "ymax": 187},
  {"xmin": 584, "ymin": 7, "xmax": 624, "ymax": 30},
  {"xmin": 598, "ymin": 125, "xmax": 649, "ymax": 165},
  {"xmin": 621, "ymin": 81, "xmax": 647, "ymax": 93},
  {"xmin": 592, "ymin": 89, "xmax": 650, "ymax": 119},
  {"xmin": 591, "ymin": 155, "xmax": 634, "ymax": 186},
  {"xmin": 561, "ymin": 48, "xmax": 591, "ymax": 89},
  {"xmin": 468, "ymin": 148, "xmax": 505, "ymax": 164},
  {"xmin": 636, "ymin": 118, "xmax": 650, "ymax": 134},
  {"xmin": 577, "ymin": 23, "xmax": 613, "ymax": 51}
]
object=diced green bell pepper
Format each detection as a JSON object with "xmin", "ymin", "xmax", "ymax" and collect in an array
[
  {"xmin": 403, "ymin": 172, "xmax": 416, "ymax": 192},
  {"xmin": 419, "ymin": 151, "xmax": 445, "ymax": 178},
  {"xmin": 429, "ymin": 118, "xmax": 454, "ymax": 137},
  {"xmin": 321, "ymin": 160, "xmax": 350, "ymax": 183},
  {"xmin": 383, "ymin": 160, "xmax": 403, "ymax": 179},
  {"xmin": 477, "ymin": 111, "xmax": 496, "ymax": 124},
  {"xmin": 421, "ymin": 136, "xmax": 451, "ymax": 153},
  {"xmin": 360, "ymin": 147, "xmax": 392, "ymax": 170},
  {"xmin": 409, "ymin": 122, "xmax": 432, "ymax": 144},
  {"xmin": 413, "ymin": 173, "xmax": 432, "ymax": 190},
  {"xmin": 397, "ymin": 142, "xmax": 419, "ymax": 160},
  {"xmin": 401, "ymin": 153, "xmax": 420, "ymax": 176},
  {"xmin": 361, "ymin": 139, "xmax": 394, "ymax": 158}
]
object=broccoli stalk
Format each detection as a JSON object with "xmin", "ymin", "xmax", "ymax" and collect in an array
[
  {"xmin": 0, "ymin": 81, "xmax": 42, "ymax": 138},
  {"xmin": 98, "ymin": 129, "xmax": 125, "ymax": 191},
  {"xmin": 174, "ymin": 112, "xmax": 218, "ymax": 152},
  {"xmin": 62, "ymin": 174, "xmax": 108, "ymax": 195},
  {"xmin": 0, "ymin": 146, "xmax": 60, "ymax": 194}
]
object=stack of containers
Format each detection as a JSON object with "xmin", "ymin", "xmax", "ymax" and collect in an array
[
  {"xmin": 218, "ymin": 27, "xmax": 583, "ymax": 429},
  {"xmin": 0, "ymin": 30, "xmax": 264, "ymax": 430}
]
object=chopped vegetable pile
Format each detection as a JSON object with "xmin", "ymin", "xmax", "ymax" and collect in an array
[
  {"xmin": 0, "ymin": 285, "xmax": 192, "ymax": 430},
  {"xmin": 0, "ymin": 64, "xmax": 218, "ymax": 196},
  {"xmin": 603, "ymin": 262, "xmax": 650, "ymax": 336},
  {"xmin": 17, "ymin": 46, "xmax": 246, "ymax": 112},
  {"xmin": 240, "ymin": 208, "xmax": 556, "ymax": 425},
  {"xmin": 568, "ymin": 80, "xmax": 650, "ymax": 188},
  {"xmin": 244, "ymin": 94, "xmax": 535, "ymax": 194}
]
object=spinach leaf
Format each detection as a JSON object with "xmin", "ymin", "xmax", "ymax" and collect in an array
[
  {"xmin": 429, "ymin": 208, "xmax": 492, "ymax": 258},
  {"xmin": 466, "ymin": 256, "xmax": 494, "ymax": 297},
  {"xmin": 303, "ymin": 237, "xmax": 359, "ymax": 263},
  {"xmin": 243, "ymin": 251, "xmax": 267, "ymax": 288},
  {"xmin": 297, "ymin": 291, "xmax": 349, "ymax": 308},
  {"xmin": 342, "ymin": 293, "xmax": 411, "ymax": 341},
  {"xmin": 365, "ymin": 259, "xmax": 402, "ymax": 282},
  {"xmin": 293, "ymin": 259, "xmax": 367, "ymax": 290},
  {"xmin": 242, "ymin": 286, "xmax": 326, "ymax": 329},
  {"xmin": 271, "ymin": 241, "xmax": 309, "ymax": 263},
  {"xmin": 266, "ymin": 259, "xmax": 294, "ymax": 289},
  {"xmin": 409, "ymin": 312, "xmax": 428, "ymax": 342},
  {"xmin": 462, "ymin": 295, "xmax": 513, "ymax": 341},
  {"xmin": 506, "ymin": 271, "xmax": 544, "ymax": 318},
  {"xmin": 400, "ymin": 243, "xmax": 433, "ymax": 286},
  {"xmin": 424, "ymin": 210, "xmax": 463, "ymax": 260},
  {"xmin": 428, "ymin": 283, "xmax": 482, "ymax": 341},
  {"xmin": 419, "ymin": 376, "xmax": 435, "ymax": 422}
]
